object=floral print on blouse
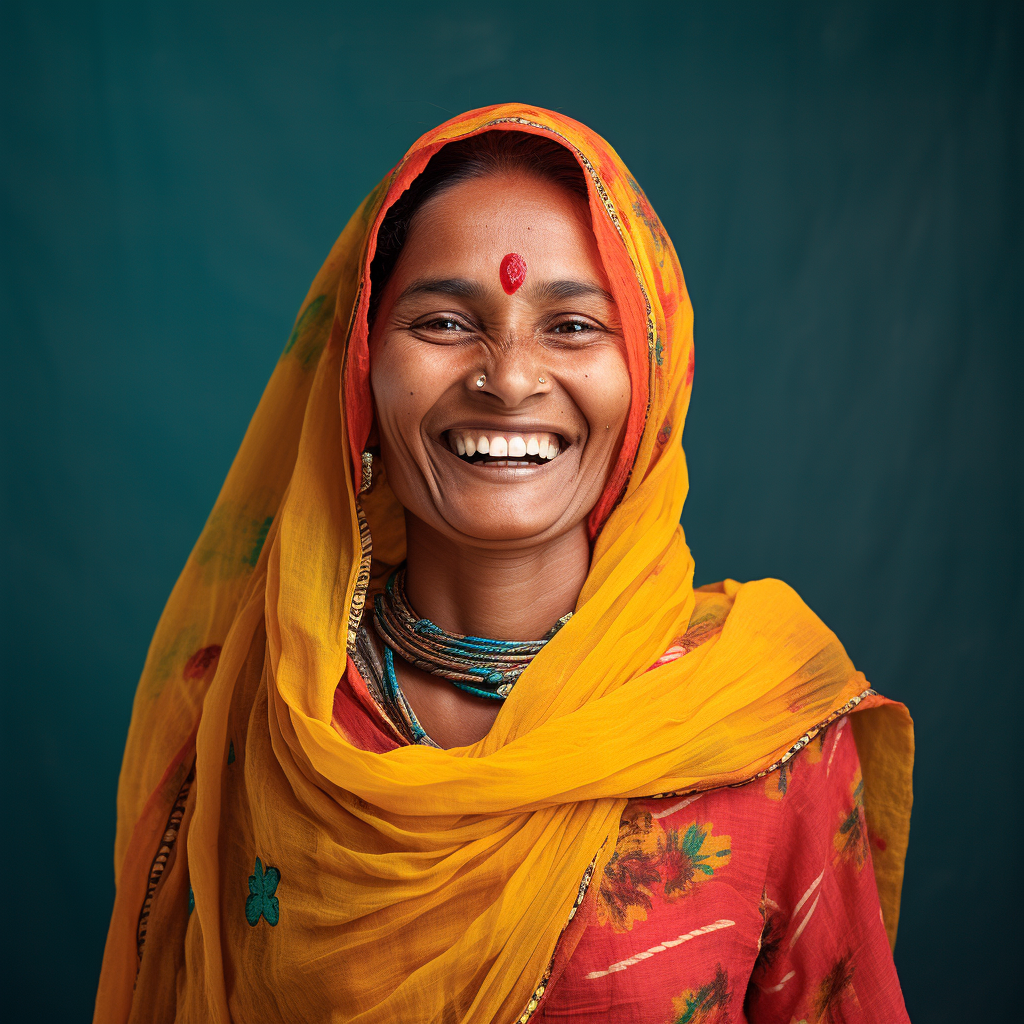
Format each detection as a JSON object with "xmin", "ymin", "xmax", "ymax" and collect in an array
[{"xmin": 534, "ymin": 717, "xmax": 909, "ymax": 1022}]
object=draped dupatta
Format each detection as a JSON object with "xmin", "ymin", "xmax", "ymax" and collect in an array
[{"xmin": 96, "ymin": 104, "xmax": 913, "ymax": 1024}]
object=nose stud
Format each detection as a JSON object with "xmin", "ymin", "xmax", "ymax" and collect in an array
[
  {"xmin": 475, "ymin": 374, "xmax": 486, "ymax": 388},
  {"xmin": 538, "ymin": 376, "xmax": 547, "ymax": 384}
]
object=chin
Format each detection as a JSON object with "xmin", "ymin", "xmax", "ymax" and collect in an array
[{"xmin": 437, "ymin": 504, "xmax": 573, "ymax": 546}]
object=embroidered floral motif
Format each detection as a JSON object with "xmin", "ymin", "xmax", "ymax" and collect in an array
[
  {"xmin": 626, "ymin": 175, "xmax": 670, "ymax": 269},
  {"xmin": 598, "ymin": 810, "xmax": 732, "ymax": 931},
  {"xmin": 282, "ymin": 293, "xmax": 334, "ymax": 368},
  {"xmin": 183, "ymin": 645, "xmax": 222, "ymax": 680},
  {"xmin": 597, "ymin": 808, "xmax": 662, "ymax": 931},
  {"xmin": 765, "ymin": 730, "xmax": 825, "ymax": 800},
  {"xmin": 195, "ymin": 496, "xmax": 275, "ymax": 581},
  {"xmin": 652, "ymin": 614, "xmax": 727, "ymax": 671},
  {"xmin": 246, "ymin": 857, "xmax": 281, "ymax": 926},
  {"xmin": 659, "ymin": 823, "xmax": 731, "ymax": 900},
  {"xmin": 765, "ymin": 760, "xmax": 794, "ymax": 801},
  {"xmin": 670, "ymin": 964, "xmax": 732, "ymax": 1023},
  {"xmin": 833, "ymin": 768, "xmax": 868, "ymax": 870},
  {"xmin": 756, "ymin": 888, "xmax": 784, "ymax": 970},
  {"xmin": 811, "ymin": 952, "xmax": 857, "ymax": 1022}
]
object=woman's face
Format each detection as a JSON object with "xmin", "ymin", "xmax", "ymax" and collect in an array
[{"xmin": 368, "ymin": 169, "xmax": 630, "ymax": 546}]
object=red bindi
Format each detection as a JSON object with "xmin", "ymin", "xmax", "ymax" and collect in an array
[{"xmin": 499, "ymin": 253, "xmax": 527, "ymax": 294}]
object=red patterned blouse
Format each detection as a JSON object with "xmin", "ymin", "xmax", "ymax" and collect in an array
[{"xmin": 535, "ymin": 717, "xmax": 909, "ymax": 1022}]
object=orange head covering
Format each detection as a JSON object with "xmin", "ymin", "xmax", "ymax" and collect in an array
[{"xmin": 96, "ymin": 104, "xmax": 913, "ymax": 1024}]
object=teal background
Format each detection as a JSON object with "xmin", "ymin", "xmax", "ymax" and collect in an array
[{"xmin": 2, "ymin": 1, "xmax": 1020, "ymax": 1019}]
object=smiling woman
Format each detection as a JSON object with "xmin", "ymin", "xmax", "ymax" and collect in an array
[{"xmin": 95, "ymin": 106, "xmax": 914, "ymax": 1024}]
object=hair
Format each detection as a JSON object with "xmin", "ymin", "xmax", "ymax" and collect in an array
[{"xmin": 367, "ymin": 131, "xmax": 590, "ymax": 328}]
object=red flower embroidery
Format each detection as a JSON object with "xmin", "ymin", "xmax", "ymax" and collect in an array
[{"xmin": 183, "ymin": 645, "xmax": 222, "ymax": 680}]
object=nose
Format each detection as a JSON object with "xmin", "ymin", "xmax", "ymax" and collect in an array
[{"xmin": 469, "ymin": 338, "xmax": 552, "ymax": 407}]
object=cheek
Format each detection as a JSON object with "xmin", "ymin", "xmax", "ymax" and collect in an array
[
  {"xmin": 371, "ymin": 340, "xmax": 414, "ymax": 405},
  {"xmin": 576, "ymin": 349, "xmax": 632, "ymax": 440},
  {"xmin": 370, "ymin": 342, "xmax": 437, "ymax": 440},
  {"xmin": 370, "ymin": 361, "xmax": 426, "ymax": 477}
]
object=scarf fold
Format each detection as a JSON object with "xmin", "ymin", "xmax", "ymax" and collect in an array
[{"xmin": 96, "ymin": 103, "xmax": 913, "ymax": 1024}]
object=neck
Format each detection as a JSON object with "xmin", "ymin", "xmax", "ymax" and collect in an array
[{"xmin": 402, "ymin": 515, "xmax": 590, "ymax": 640}]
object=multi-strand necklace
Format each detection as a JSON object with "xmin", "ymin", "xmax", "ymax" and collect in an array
[{"xmin": 372, "ymin": 567, "xmax": 571, "ymax": 700}]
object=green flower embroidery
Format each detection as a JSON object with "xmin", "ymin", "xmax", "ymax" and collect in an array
[
  {"xmin": 282, "ymin": 294, "xmax": 325, "ymax": 356},
  {"xmin": 659, "ymin": 822, "xmax": 732, "ymax": 900},
  {"xmin": 246, "ymin": 857, "xmax": 281, "ymax": 926}
]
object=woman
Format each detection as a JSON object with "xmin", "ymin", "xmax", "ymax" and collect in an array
[{"xmin": 96, "ymin": 104, "xmax": 913, "ymax": 1023}]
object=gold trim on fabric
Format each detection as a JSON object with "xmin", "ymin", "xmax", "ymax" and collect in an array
[
  {"xmin": 732, "ymin": 688, "xmax": 878, "ymax": 785},
  {"xmin": 135, "ymin": 762, "xmax": 195, "ymax": 975},
  {"xmin": 644, "ymin": 688, "xmax": 878, "ymax": 801},
  {"xmin": 517, "ymin": 849, "xmax": 602, "ymax": 1023},
  {"xmin": 347, "ymin": 503, "xmax": 373, "ymax": 653}
]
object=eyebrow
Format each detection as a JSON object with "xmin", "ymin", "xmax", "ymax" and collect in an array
[
  {"xmin": 397, "ymin": 278, "xmax": 487, "ymax": 302},
  {"xmin": 534, "ymin": 280, "xmax": 614, "ymax": 303},
  {"xmin": 394, "ymin": 276, "xmax": 614, "ymax": 307}
]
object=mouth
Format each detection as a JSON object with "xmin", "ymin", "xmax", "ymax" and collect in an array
[{"xmin": 442, "ymin": 428, "xmax": 566, "ymax": 468}]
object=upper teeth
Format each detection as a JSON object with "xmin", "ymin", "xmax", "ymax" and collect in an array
[{"xmin": 450, "ymin": 431, "xmax": 561, "ymax": 460}]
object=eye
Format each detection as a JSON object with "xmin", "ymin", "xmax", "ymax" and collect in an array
[
  {"xmin": 552, "ymin": 319, "xmax": 596, "ymax": 335},
  {"xmin": 421, "ymin": 316, "xmax": 466, "ymax": 332}
]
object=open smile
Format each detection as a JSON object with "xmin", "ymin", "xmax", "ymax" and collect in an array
[{"xmin": 441, "ymin": 428, "xmax": 568, "ymax": 468}]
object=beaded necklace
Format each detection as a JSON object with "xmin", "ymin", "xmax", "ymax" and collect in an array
[{"xmin": 372, "ymin": 567, "xmax": 571, "ymax": 700}]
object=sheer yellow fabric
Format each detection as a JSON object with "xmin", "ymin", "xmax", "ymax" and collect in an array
[{"xmin": 96, "ymin": 104, "xmax": 913, "ymax": 1024}]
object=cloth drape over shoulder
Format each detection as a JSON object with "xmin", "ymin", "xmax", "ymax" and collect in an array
[{"xmin": 95, "ymin": 103, "xmax": 913, "ymax": 1024}]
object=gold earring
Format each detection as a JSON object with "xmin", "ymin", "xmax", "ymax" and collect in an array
[
  {"xmin": 360, "ymin": 451, "xmax": 373, "ymax": 493},
  {"xmin": 475, "ymin": 374, "xmax": 486, "ymax": 388}
]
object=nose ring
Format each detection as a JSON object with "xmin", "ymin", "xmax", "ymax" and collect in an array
[{"xmin": 475, "ymin": 374, "xmax": 486, "ymax": 388}]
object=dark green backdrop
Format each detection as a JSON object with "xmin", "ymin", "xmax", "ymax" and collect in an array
[{"xmin": 2, "ymin": 2, "xmax": 1020, "ymax": 1020}]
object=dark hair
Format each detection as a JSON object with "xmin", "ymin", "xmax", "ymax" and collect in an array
[{"xmin": 368, "ymin": 131, "xmax": 589, "ymax": 328}]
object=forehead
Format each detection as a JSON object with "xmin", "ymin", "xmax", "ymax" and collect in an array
[{"xmin": 395, "ymin": 172, "xmax": 602, "ymax": 281}]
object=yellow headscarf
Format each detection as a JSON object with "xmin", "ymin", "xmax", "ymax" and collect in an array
[{"xmin": 96, "ymin": 104, "xmax": 913, "ymax": 1024}]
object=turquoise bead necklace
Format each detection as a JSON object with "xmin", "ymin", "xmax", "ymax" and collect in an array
[{"xmin": 373, "ymin": 567, "xmax": 571, "ymax": 701}]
